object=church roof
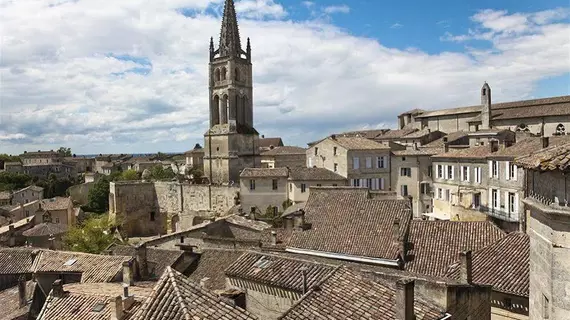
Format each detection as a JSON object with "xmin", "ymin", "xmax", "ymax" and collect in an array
[{"xmin": 218, "ymin": 0, "xmax": 242, "ymax": 58}]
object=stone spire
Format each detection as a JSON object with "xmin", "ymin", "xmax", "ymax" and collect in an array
[{"xmin": 219, "ymin": 0, "xmax": 242, "ymax": 58}]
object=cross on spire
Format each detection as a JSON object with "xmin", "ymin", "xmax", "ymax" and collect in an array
[{"xmin": 219, "ymin": 0, "xmax": 242, "ymax": 58}]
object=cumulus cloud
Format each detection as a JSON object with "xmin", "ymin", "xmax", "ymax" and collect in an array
[
  {"xmin": 323, "ymin": 5, "xmax": 350, "ymax": 15},
  {"xmin": 390, "ymin": 23, "xmax": 404, "ymax": 29},
  {"xmin": 0, "ymin": 1, "xmax": 569, "ymax": 154}
]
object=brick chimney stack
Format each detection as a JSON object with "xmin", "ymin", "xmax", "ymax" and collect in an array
[
  {"xmin": 460, "ymin": 251, "xmax": 473, "ymax": 284},
  {"xmin": 135, "ymin": 243, "xmax": 148, "ymax": 280},
  {"xmin": 392, "ymin": 218, "xmax": 401, "ymax": 241},
  {"xmin": 122, "ymin": 260, "xmax": 134, "ymax": 286},
  {"xmin": 110, "ymin": 295, "xmax": 124, "ymax": 320},
  {"xmin": 395, "ymin": 279, "xmax": 415, "ymax": 320},
  {"xmin": 18, "ymin": 276, "xmax": 26, "ymax": 308},
  {"xmin": 51, "ymin": 279, "xmax": 65, "ymax": 298}
]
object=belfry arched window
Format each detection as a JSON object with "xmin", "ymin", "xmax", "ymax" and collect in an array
[
  {"xmin": 516, "ymin": 124, "xmax": 530, "ymax": 132},
  {"xmin": 221, "ymin": 67, "xmax": 227, "ymax": 80},
  {"xmin": 215, "ymin": 69, "xmax": 221, "ymax": 81},
  {"xmin": 234, "ymin": 68, "xmax": 240, "ymax": 81}
]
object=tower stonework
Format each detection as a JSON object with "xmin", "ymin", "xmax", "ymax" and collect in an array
[
  {"xmin": 480, "ymin": 82, "xmax": 492, "ymax": 130},
  {"xmin": 204, "ymin": 0, "xmax": 260, "ymax": 185}
]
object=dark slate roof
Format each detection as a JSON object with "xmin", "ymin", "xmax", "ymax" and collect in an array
[
  {"xmin": 404, "ymin": 221, "xmax": 506, "ymax": 277},
  {"xmin": 259, "ymin": 137, "xmax": 284, "ymax": 149},
  {"xmin": 187, "ymin": 249, "xmax": 246, "ymax": 291},
  {"xmin": 240, "ymin": 167, "xmax": 289, "ymax": 178},
  {"xmin": 225, "ymin": 252, "xmax": 336, "ymax": 292},
  {"xmin": 287, "ymin": 188, "xmax": 412, "ymax": 260},
  {"xmin": 32, "ymin": 250, "xmax": 131, "ymax": 283},
  {"xmin": 22, "ymin": 223, "xmax": 68, "ymax": 237},
  {"xmin": 37, "ymin": 283, "xmax": 152, "ymax": 320},
  {"xmin": 136, "ymin": 267, "xmax": 257, "ymax": 320},
  {"xmin": 0, "ymin": 248, "xmax": 35, "ymax": 274},
  {"xmin": 261, "ymin": 146, "xmax": 306, "ymax": 156},
  {"xmin": 445, "ymin": 232, "xmax": 529, "ymax": 297},
  {"xmin": 515, "ymin": 142, "xmax": 570, "ymax": 171},
  {"xmin": 287, "ymin": 167, "xmax": 345, "ymax": 181},
  {"xmin": 105, "ymin": 244, "xmax": 184, "ymax": 279},
  {"xmin": 278, "ymin": 267, "xmax": 445, "ymax": 320}
]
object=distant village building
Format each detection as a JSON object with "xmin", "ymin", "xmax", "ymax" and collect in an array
[
  {"xmin": 18, "ymin": 151, "xmax": 77, "ymax": 179},
  {"xmin": 184, "ymin": 143, "xmax": 204, "ymax": 171},
  {"xmin": 260, "ymin": 146, "xmax": 306, "ymax": 169},
  {"xmin": 258, "ymin": 136, "xmax": 284, "ymax": 152}
]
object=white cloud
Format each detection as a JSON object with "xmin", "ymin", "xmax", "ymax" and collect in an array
[
  {"xmin": 323, "ymin": 4, "xmax": 350, "ymax": 14},
  {"xmin": 0, "ymin": 1, "xmax": 569, "ymax": 154},
  {"xmin": 235, "ymin": 0, "xmax": 286, "ymax": 19},
  {"xmin": 390, "ymin": 23, "xmax": 403, "ymax": 29}
]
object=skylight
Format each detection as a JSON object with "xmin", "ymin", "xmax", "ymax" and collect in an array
[
  {"xmin": 91, "ymin": 302, "xmax": 106, "ymax": 313},
  {"xmin": 63, "ymin": 258, "xmax": 77, "ymax": 266}
]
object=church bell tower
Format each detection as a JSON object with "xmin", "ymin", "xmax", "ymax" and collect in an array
[{"xmin": 204, "ymin": 0, "xmax": 260, "ymax": 185}]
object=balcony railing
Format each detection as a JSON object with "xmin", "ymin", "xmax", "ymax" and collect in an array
[{"xmin": 479, "ymin": 205, "xmax": 519, "ymax": 222}]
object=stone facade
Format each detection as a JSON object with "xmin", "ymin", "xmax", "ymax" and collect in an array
[
  {"xmin": 390, "ymin": 153, "xmax": 434, "ymax": 218},
  {"xmin": 109, "ymin": 181, "xmax": 239, "ymax": 237},
  {"xmin": 11, "ymin": 186, "xmax": 43, "ymax": 205},
  {"xmin": 240, "ymin": 175, "xmax": 288, "ymax": 215}
]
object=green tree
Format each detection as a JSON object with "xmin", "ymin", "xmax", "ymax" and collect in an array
[
  {"xmin": 57, "ymin": 147, "xmax": 72, "ymax": 157},
  {"xmin": 35, "ymin": 174, "xmax": 74, "ymax": 198},
  {"xmin": 282, "ymin": 199, "xmax": 293, "ymax": 211},
  {"xmin": 149, "ymin": 165, "xmax": 176, "ymax": 181},
  {"xmin": 118, "ymin": 169, "xmax": 139, "ymax": 181},
  {"xmin": 63, "ymin": 214, "xmax": 118, "ymax": 253},
  {"xmin": 86, "ymin": 176, "xmax": 110, "ymax": 213},
  {"xmin": 185, "ymin": 166, "xmax": 204, "ymax": 183},
  {"xmin": 0, "ymin": 172, "xmax": 32, "ymax": 191}
]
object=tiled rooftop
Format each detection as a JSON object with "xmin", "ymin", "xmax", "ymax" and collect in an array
[
  {"xmin": 105, "ymin": 244, "xmax": 184, "ymax": 279},
  {"xmin": 40, "ymin": 197, "xmax": 72, "ymax": 211},
  {"xmin": 225, "ymin": 252, "xmax": 336, "ymax": 292},
  {"xmin": 0, "ymin": 280, "xmax": 35, "ymax": 320},
  {"xmin": 490, "ymin": 136, "xmax": 570, "ymax": 158},
  {"xmin": 261, "ymin": 146, "xmax": 306, "ymax": 156},
  {"xmin": 136, "ymin": 267, "xmax": 257, "ymax": 320},
  {"xmin": 0, "ymin": 248, "xmax": 35, "ymax": 274},
  {"xmin": 445, "ymin": 232, "xmax": 529, "ymax": 297},
  {"xmin": 258, "ymin": 137, "xmax": 284, "ymax": 149},
  {"xmin": 240, "ymin": 167, "xmax": 289, "ymax": 178},
  {"xmin": 22, "ymin": 222, "xmax": 68, "ymax": 237},
  {"xmin": 287, "ymin": 188, "xmax": 412, "ymax": 261},
  {"xmin": 329, "ymin": 136, "xmax": 390, "ymax": 150},
  {"xmin": 405, "ymin": 221, "xmax": 506, "ymax": 277},
  {"xmin": 187, "ymin": 249, "xmax": 246, "ymax": 291},
  {"xmin": 279, "ymin": 267, "xmax": 445, "ymax": 320},
  {"xmin": 515, "ymin": 141, "xmax": 570, "ymax": 171},
  {"xmin": 32, "ymin": 250, "xmax": 131, "ymax": 283},
  {"xmin": 432, "ymin": 145, "xmax": 492, "ymax": 159},
  {"xmin": 287, "ymin": 167, "xmax": 345, "ymax": 181}
]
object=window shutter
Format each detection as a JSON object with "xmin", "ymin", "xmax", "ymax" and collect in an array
[
  {"xmin": 308, "ymin": 157, "xmax": 312, "ymax": 168},
  {"xmin": 460, "ymin": 166, "xmax": 464, "ymax": 181},
  {"xmin": 450, "ymin": 166, "xmax": 454, "ymax": 180},
  {"xmin": 488, "ymin": 189, "xmax": 492, "ymax": 209},
  {"xmin": 497, "ymin": 190, "xmax": 501, "ymax": 210},
  {"xmin": 380, "ymin": 178, "xmax": 385, "ymax": 190},
  {"xmin": 466, "ymin": 167, "xmax": 470, "ymax": 182},
  {"xmin": 444, "ymin": 165, "xmax": 448, "ymax": 179},
  {"xmin": 505, "ymin": 161, "xmax": 510, "ymax": 180},
  {"xmin": 505, "ymin": 191, "xmax": 510, "ymax": 212},
  {"xmin": 513, "ymin": 165, "xmax": 518, "ymax": 181},
  {"xmin": 376, "ymin": 157, "xmax": 379, "ymax": 169},
  {"xmin": 360, "ymin": 179, "xmax": 365, "ymax": 188},
  {"xmin": 488, "ymin": 161, "xmax": 493, "ymax": 177},
  {"xmin": 514, "ymin": 193, "xmax": 519, "ymax": 213}
]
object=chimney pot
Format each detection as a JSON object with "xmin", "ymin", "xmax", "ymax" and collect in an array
[
  {"xmin": 122, "ymin": 260, "xmax": 134, "ymax": 286},
  {"xmin": 392, "ymin": 218, "xmax": 401, "ymax": 241},
  {"xmin": 300, "ymin": 267, "xmax": 308, "ymax": 294},
  {"xmin": 110, "ymin": 295, "xmax": 124, "ymax": 320},
  {"xmin": 135, "ymin": 244, "xmax": 148, "ymax": 280},
  {"xmin": 331, "ymin": 134, "xmax": 336, "ymax": 140},
  {"xmin": 270, "ymin": 231, "xmax": 277, "ymax": 246},
  {"xmin": 460, "ymin": 251, "xmax": 473, "ymax": 284},
  {"xmin": 52, "ymin": 279, "xmax": 64, "ymax": 298},
  {"xmin": 199, "ymin": 277, "xmax": 210, "ymax": 289},
  {"xmin": 18, "ymin": 276, "xmax": 27, "ymax": 308},
  {"xmin": 542, "ymin": 136, "xmax": 549, "ymax": 148},
  {"xmin": 395, "ymin": 279, "xmax": 415, "ymax": 320}
]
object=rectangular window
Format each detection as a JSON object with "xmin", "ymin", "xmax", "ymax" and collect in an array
[
  {"xmin": 351, "ymin": 179, "xmax": 360, "ymax": 187},
  {"xmin": 509, "ymin": 192, "xmax": 516, "ymax": 213},
  {"xmin": 301, "ymin": 184, "xmax": 307, "ymax": 193},
  {"xmin": 473, "ymin": 193, "xmax": 481, "ymax": 208},
  {"xmin": 334, "ymin": 163, "xmax": 338, "ymax": 172},
  {"xmin": 427, "ymin": 166, "xmax": 433, "ymax": 177},
  {"xmin": 420, "ymin": 183, "xmax": 430, "ymax": 195},
  {"xmin": 445, "ymin": 189, "xmax": 451, "ymax": 202},
  {"xmin": 314, "ymin": 147, "xmax": 318, "ymax": 156},
  {"xmin": 249, "ymin": 180, "xmax": 255, "ymax": 190},
  {"xmin": 437, "ymin": 188, "xmax": 443, "ymax": 199},
  {"xmin": 492, "ymin": 189, "xmax": 498, "ymax": 208},
  {"xmin": 400, "ymin": 168, "xmax": 411, "ymax": 177},
  {"xmin": 492, "ymin": 161, "xmax": 499, "ymax": 178},
  {"xmin": 366, "ymin": 179, "xmax": 372, "ymax": 189},
  {"xmin": 401, "ymin": 185, "xmax": 409, "ymax": 196},
  {"xmin": 272, "ymin": 179, "xmax": 278, "ymax": 190},
  {"xmin": 510, "ymin": 163, "xmax": 517, "ymax": 180},
  {"xmin": 437, "ymin": 165, "xmax": 443, "ymax": 179},
  {"xmin": 461, "ymin": 166, "xmax": 469, "ymax": 182},
  {"xmin": 353, "ymin": 157, "xmax": 360, "ymax": 169},
  {"xmin": 377, "ymin": 157, "xmax": 385, "ymax": 169},
  {"xmin": 475, "ymin": 167, "xmax": 482, "ymax": 184},
  {"xmin": 447, "ymin": 165, "xmax": 454, "ymax": 180},
  {"xmin": 365, "ymin": 157, "xmax": 372, "ymax": 168},
  {"xmin": 333, "ymin": 147, "xmax": 337, "ymax": 155}
]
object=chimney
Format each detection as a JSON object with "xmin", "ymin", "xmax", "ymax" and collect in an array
[
  {"xmin": 443, "ymin": 137, "xmax": 449, "ymax": 153},
  {"xmin": 8, "ymin": 225, "xmax": 15, "ymax": 247},
  {"xmin": 542, "ymin": 136, "xmax": 549, "ymax": 148},
  {"xmin": 293, "ymin": 210, "xmax": 306, "ymax": 229},
  {"xmin": 489, "ymin": 140, "xmax": 499, "ymax": 153},
  {"xmin": 395, "ymin": 279, "xmax": 415, "ymax": 320},
  {"xmin": 331, "ymin": 134, "xmax": 336, "ymax": 140},
  {"xmin": 300, "ymin": 267, "xmax": 308, "ymax": 294},
  {"xmin": 122, "ymin": 261, "xmax": 134, "ymax": 286},
  {"xmin": 413, "ymin": 142, "xmax": 418, "ymax": 151},
  {"xmin": 270, "ymin": 231, "xmax": 277, "ymax": 246},
  {"xmin": 110, "ymin": 295, "xmax": 124, "ymax": 320},
  {"xmin": 392, "ymin": 218, "xmax": 401, "ymax": 241},
  {"xmin": 135, "ymin": 243, "xmax": 148, "ymax": 280},
  {"xmin": 481, "ymin": 82, "xmax": 492, "ymax": 130},
  {"xmin": 460, "ymin": 251, "xmax": 473, "ymax": 284},
  {"xmin": 122, "ymin": 284, "xmax": 135, "ymax": 311},
  {"xmin": 18, "ymin": 276, "xmax": 27, "ymax": 308},
  {"xmin": 261, "ymin": 135, "xmax": 265, "ymax": 138},
  {"xmin": 249, "ymin": 207, "xmax": 256, "ymax": 220},
  {"xmin": 199, "ymin": 277, "xmax": 210, "ymax": 289},
  {"xmin": 52, "ymin": 279, "xmax": 65, "ymax": 298}
]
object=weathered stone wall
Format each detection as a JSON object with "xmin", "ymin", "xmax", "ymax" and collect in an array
[
  {"xmin": 67, "ymin": 182, "xmax": 94, "ymax": 206},
  {"xmin": 240, "ymin": 177, "xmax": 288, "ymax": 214}
]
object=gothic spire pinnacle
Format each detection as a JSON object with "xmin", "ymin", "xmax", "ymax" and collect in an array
[{"xmin": 219, "ymin": 0, "xmax": 242, "ymax": 58}]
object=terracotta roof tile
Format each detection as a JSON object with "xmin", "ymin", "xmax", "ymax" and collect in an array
[
  {"xmin": 432, "ymin": 145, "xmax": 492, "ymax": 159},
  {"xmin": 32, "ymin": 250, "xmax": 131, "ymax": 283},
  {"xmin": 515, "ymin": 142, "xmax": 570, "ymax": 171},
  {"xmin": 445, "ymin": 232, "xmax": 528, "ymax": 297},
  {"xmin": 278, "ymin": 267, "xmax": 445, "ymax": 320},
  {"xmin": 106, "ymin": 244, "xmax": 184, "ymax": 279},
  {"xmin": 375, "ymin": 128, "xmax": 419, "ymax": 140},
  {"xmin": 405, "ymin": 221, "xmax": 506, "ymax": 277},
  {"xmin": 261, "ymin": 146, "xmax": 306, "ymax": 156},
  {"xmin": 187, "ymin": 249, "xmax": 246, "ymax": 291},
  {"xmin": 329, "ymin": 136, "xmax": 390, "ymax": 150},
  {"xmin": 225, "ymin": 252, "xmax": 336, "ymax": 292},
  {"xmin": 287, "ymin": 167, "xmax": 345, "ymax": 181},
  {"xmin": 22, "ymin": 223, "xmax": 68, "ymax": 237},
  {"xmin": 0, "ymin": 248, "xmax": 35, "ymax": 274},
  {"xmin": 0, "ymin": 281, "xmax": 35, "ymax": 320},
  {"xmin": 136, "ymin": 267, "xmax": 257, "ymax": 320},
  {"xmin": 288, "ymin": 188, "xmax": 412, "ymax": 260},
  {"xmin": 490, "ymin": 136, "xmax": 570, "ymax": 158},
  {"xmin": 40, "ymin": 197, "xmax": 72, "ymax": 211},
  {"xmin": 240, "ymin": 167, "xmax": 289, "ymax": 178},
  {"xmin": 259, "ymin": 137, "xmax": 284, "ymax": 149}
]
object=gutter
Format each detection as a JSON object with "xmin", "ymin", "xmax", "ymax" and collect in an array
[{"xmin": 285, "ymin": 247, "xmax": 400, "ymax": 267}]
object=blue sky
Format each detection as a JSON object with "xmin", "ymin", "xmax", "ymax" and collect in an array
[{"xmin": 0, "ymin": 0, "xmax": 568, "ymax": 155}]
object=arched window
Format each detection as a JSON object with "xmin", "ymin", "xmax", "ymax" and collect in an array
[
  {"xmin": 556, "ymin": 124, "xmax": 566, "ymax": 135},
  {"xmin": 215, "ymin": 68, "xmax": 220, "ymax": 82},
  {"xmin": 234, "ymin": 67, "xmax": 240, "ymax": 81},
  {"xmin": 516, "ymin": 124, "xmax": 530, "ymax": 132},
  {"xmin": 212, "ymin": 95, "xmax": 220, "ymax": 125},
  {"xmin": 221, "ymin": 67, "xmax": 227, "ymax": 80}
]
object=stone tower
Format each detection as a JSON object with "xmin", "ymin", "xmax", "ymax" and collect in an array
[
  {"xmin": 204, "ymin": 0, "xmax": 260, "ymax": 185},
  {"xmin": 480, "ymin": 82, "xmax": 492, "ymax": 130}
]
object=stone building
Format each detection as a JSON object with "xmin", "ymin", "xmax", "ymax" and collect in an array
[
  {"xmin": 17, "ymin": 151, "xmax": 77, "ymax": 180},
  {"xmin": 260, "ymin": 146, "xmax": 306, "ymax": 168},
  {"xmin": 515, "ymin": 141, "xmax": 570, "ymax": 320},
  {"xmin": 306, "ymin": 135, "xmax": 403, "ymax": 190},
  {"xmin": 39, "ymin": 197, "xmax": 74, "ymax": 226},
  {"xmin": 258, "ymin": 136, "xmax": 284, "ymax": 152},
  {"xmin": 64, "ymin": 156, "xmax": 95, "ymax": 173},
  {"xmin": 11, "ymin": 185, "xmax": 44, "ymax": 205},
  {"xmin": 399, "ymin": 82, "xmax": 570, "ymax": 137},
  {"xmin": 0, "ymin": 191, "xmax": 10, "ymax": 206},
  {"xmin": 203, "ymin": 0, "xmax": 260, "ymax": 185},
  {"xmin": 3, "ymin": 161, "xmax": 22, "ymax": 173},
  {"xmin": 184, "ymin": 143, "xmax": 204, "ymax": 171}
]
